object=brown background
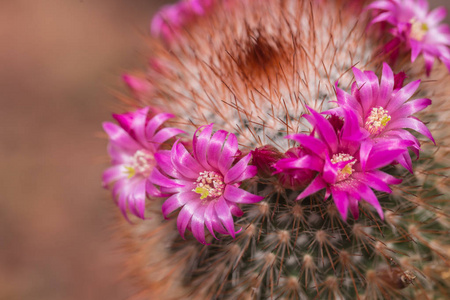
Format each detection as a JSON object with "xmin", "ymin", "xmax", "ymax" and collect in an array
[{"xmin": 0, "ymin": 1, "xmax": 448, "ymax": 299}]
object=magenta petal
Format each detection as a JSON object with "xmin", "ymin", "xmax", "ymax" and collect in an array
[
  {"xmin": 341, "ymin": 107, "xmax": 367, "ymax": 141},
  {"xmin": 274, "ymin": 155, "xmax": 323, "ymax": 173},
  {"xmin": 190, "ymin": 204, "xmax": 208, "ymax": 245},
  {"xmin": 207, "ymin": 130, "xmax": 228, "ymax": 171},
  {"xmin": 335, "ymin": 86, "xmax": 363, "ymax": 116},
  {"xmin": 359, "ymin": 140, "xmax": 373, "ymax": 171},
  {"xmin": 229, "ymin": 202, "xmax": 244, "ymax": 217},
  {"xmin": 378, "ymin": 63, "xmax": 394, "ymax": 107},
  {"xmin": 103, "ymin": 122, "xmax": 141, "ymax": 151},
  {"xmin": 204, "ymin": 201, "xmax": 219, "ymax": 239},
  {"xmin": 102, "ymin": 165, "xmax": 126, "ymax": 187},
  {"xmin": 131, "ymin": 107, "xmax": 150, "ymax": 146},
  {"xmin": 224, "ymin": 153, "xmax": 252, "ymax": 184},
  {"xmin": 146, "ymin": 113, "xmax": 175, "ymax": 139},
  {"xmin": 322, "ymin": 157, "xmax": 338, "ymax": 184},
  {"xmin": 410, "ymin": 39, "xmax": 422, "ymax": 62},
  {"xmin": 130, "ymin": 180, "xmax": 146, "ymax": 219},
  {"xmin": 177, "ymin": 198, "xmax": 201, "ymax": 239},
  {"xmin": 154, "ymin": 150, "xmax": 180, "ymax": 178},
  {"xmin": 331, "ymin": 187, "xmax": 349, "ymax": 221},
  {"xmin": 287, "ymin": 134, "xmax": 328, "ymax": 159},
  {"xmin": 427, "ymin": 7, "xmax": 447, "ymax": 26},
  {"xmin": 149, "ymin": 168, "xmax": 184, "ymax": 188},
  {"xmin": 390, "ymin": 98, "xmax": 431, "ymax": 119},
  {"xmin": 172, "ymin": 141, "xmax": 203, "ymax": 179},
  {"xmin": 352, "ymin": 172, "xmax": 392, "ymax": 193},
  {"xmin": 193, "ymin": 124, "xmax": 214, "ymax": 170},
  {"xmin": 204, "ymin": 201, "xmax": 227, "ymax": 238},
  {"xmin": 352, "ymin": 67, "xmax": 372, "ymax": 112},
  {"xmin": 117, "ymin": 188, "xmax": 131, "ymax": 223},
  {"xmin": 297, "ymin": 176, "xmax": 327, "ymax": 200},
  {"xmin": 162, "ymin": 191, "xmax": 198, "ymax": 218},
  {"xmin": 223, "ymin": 185, "xmax": 264, "ymax": 204},
  {"xmin": 387, "ymin": 117, "xmax": 435, "ymax": 144},
  {"xmin": 218, "ymin": 132, "xmax": 239, "ymax": 175},
  {"xmin": 359, "ymin": 184, "xmax": 384, "ymax": 219},
  {"xmin": 306, "ymin": 107, "xmax": 338, "ymax": 152},
  {"xmin": 386, "ymin": 80, "xmax": 420, "ymax": 112},
  {"xmin": 365, "ymin": 139, "xmax": 413, "ymax": 170},
  {"xmin": 233, "ymin": 165, "xmax": 258, "ymax": 183},
  {"xmin": 397, "ymin": 152, "xmax": 413, "ymax": 173},
  {"xmin": 122, "ymin": 74, "xmax": 151, "ymax": 93},
  {"xmin": 215, "ymin": 196, "xmax": 236, "ymax": 238},
  {"xmin": 423, "ymin": 52, "xmax": 435, "ymax": 76},
  {"xmin": 348, "ymin": 196, "xmax": 359, "ymax": 220},
  {"xmin": 153, "ymin": 127, "xmax": 185, "ymax": 146}
]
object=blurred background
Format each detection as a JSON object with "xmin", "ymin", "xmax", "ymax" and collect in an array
[{"xmin": 0, "ymin": 1, "xmax": 448, "ymax": 299}]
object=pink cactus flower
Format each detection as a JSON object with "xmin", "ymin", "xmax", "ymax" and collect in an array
[
  {"xmin": 151, "ymin": 0, "xmax": 215, "ymax": 43},
  {"xmin": 330, "ymin": 63, "xmax": 434, "ymax": 172},
  {"xmin": 149, "ymin": 124, "xmax": 264, "ymax": 244},
  {"xmin": 275, "ymin": 107, "xmax": 411, "ymax": 220},
  {"xmin": 367, "ymin": 0, "xmax": 450, "ymax": 75},
  {"xmin": 102, "ymin": 107, "xmax": 184, "ymax": 220}
]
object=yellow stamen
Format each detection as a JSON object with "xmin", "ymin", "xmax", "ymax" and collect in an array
[
  {"xmin": 124, "ymin": 166, "xmax": 136, "ymax": 179},
  {"xmin": 195, "ymin": 187, "xmax": 210, "ymax": 200}
]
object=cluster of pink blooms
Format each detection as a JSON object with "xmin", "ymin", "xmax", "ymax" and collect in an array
[
  {"xmin": 367, "ymin": 0, "xmax": 450, "ymax": 75},
  {"xmin": 272, "ymin": 63, "xmax": 433, "ymax": 220},
  {"xmin": 102, "ymin": 63, "xmax": 433, "ymax": 243},
  {"xmin": 102, "ymin": 0, "xmax": 442, "ymax": 244}
]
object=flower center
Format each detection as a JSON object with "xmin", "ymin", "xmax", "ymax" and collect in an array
[
  {"xmin": 193, "ymin": 171, "xmax": 225, "ymax": 200},
  {"xmin": 331, "ymin": 153, "xmax": 356, "ymax": 182},
  {"xmin": 410, "ymin": 19, "xmax": 429, "ymax": 41},
  {"xmin": 125, "ymin": 150, "xmax": 155, "ymax": 178},
  {"xmin": 365, "ymin": 106, "xmax": 391, "ymax": 135}
]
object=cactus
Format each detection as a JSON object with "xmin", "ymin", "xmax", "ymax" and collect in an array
[{"xmin": 104, "ymin": 0, "xmax": 450, "ymax": 299}]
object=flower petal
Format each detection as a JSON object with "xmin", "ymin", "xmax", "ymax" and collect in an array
[
  {"xmin": 224, "ymin": 153, "xmax": 252, "ymax": 184},
  {"xmin": 286, "ymin": 134, "xmax": 328, "ymax": 159},
  {"xmin": 386, "ymin": 80, "xmax": 420, "ymax": 112},
  {"xmin": 305, "ymin": 107, "xmax": 338, "ymax": 153},
  {"xmin": 193, "ymin": 124, "xmax": 214, "ymax": 170},
  {"xmin": 224, "ymin": 185, "xmax": 264, "ymax": 204},
  {"xmin": 330, "ymin": 187, "xmax": 349, "ymax": 221},
  {"xmin": 207, "ymin": 130, "xmax": 228, "ymax": 171},
  {"xmin": 161, "ymin": 191, "xmax": 198, "ymax": 218},
  {"xmin": 103, "ymin": 122, "xmax": 141, "ymax": 151},
  {"xmin": 190, "ymin": 203, "xmax": 208, "ymax": 244},
  {"xmin": 215, "ymin": 196, "xmax": 236, "ymax": 238},
  {"xmin": 218, "ymin": 132, "xmax": 239, "ymax": 175},
  {"xmin": 102, "ymin": 165, "xmax": 127, "ymax": 187},
  {"xmin": 146, "ymin": 113, "xmax": 175, "ymax": 139},
  {"xmin": 297, "ymin": 176, "xmax": 327, "ymax": 200},
  {"xmin": 172, "ymin": 141, "xmax": 203, "ymax": 179},
  {"xmin": 177, "ymin": 197, "xmax": 201, "ymax": 239},
  {"xmin": 153, "ymin": 127, "xmax": 185, "ymax": 146}
]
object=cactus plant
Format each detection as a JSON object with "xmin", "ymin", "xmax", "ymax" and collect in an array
[{"xmin": 103, "ymin": 0, "xmax": 450, "ymax": 299}]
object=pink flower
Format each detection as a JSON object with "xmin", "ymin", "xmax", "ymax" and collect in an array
[
  {"xmin": 330, "ymin": 63, "xmax": 434, "ymax": 172},
  {"xmin": 150, "ymin": 0, "xmax": 215, "ymax": 43},
  {"xmin": 275, "ymin": 107, "xmax": 411, "ymax": 220},
  {"xmin": 272, "ymin": 147, "xmax": 317, "ymax": 190},
  {"xmin": 149, "ymin": 124, "xmax": 264, "ymax": 244},
  {"xmin": 367, "ymin": 0, "xmax": 450, "ymax": 75},
  {"xmin": 102, "ymin": 107, "xmax": 184, "ymax": 220}
]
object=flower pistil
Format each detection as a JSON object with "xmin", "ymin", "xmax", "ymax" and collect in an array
[
  {"xmin": 193, "ymin": 171, "xmax": 225, "ymax": 200},
  {"xmin": 365, "ymin": 107, "xmax": 391, "ymax": 134}
]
